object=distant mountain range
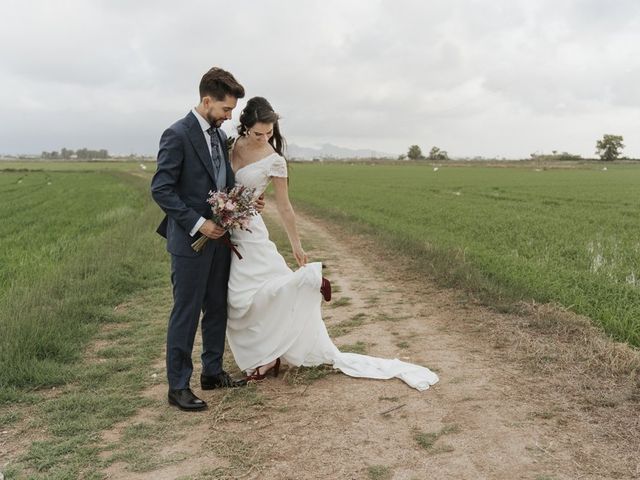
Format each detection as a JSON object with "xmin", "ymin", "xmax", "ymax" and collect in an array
[{"xmin": 286, "ymin": 143, "xmax": 394, "ymax": 160}]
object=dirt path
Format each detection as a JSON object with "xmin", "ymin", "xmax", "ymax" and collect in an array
[{"xmin": 100, "ymin": 204, "xmax": 640, "ymax": 480}]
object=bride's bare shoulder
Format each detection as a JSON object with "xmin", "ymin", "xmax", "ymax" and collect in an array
[
  {"xmin": 231, "ymin": 136, "xmax": 246, "ymax": 158},
  {"xmin": 233, "ymin": 135, "xmax": 246, "ymax": 150},
  {"xmin": 263, "ymin": 143, "xmax": 277, "ymax": 156}
]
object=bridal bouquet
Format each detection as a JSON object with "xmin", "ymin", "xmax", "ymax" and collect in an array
[{"xmin": 191, "ymin": 184, "xmax": 259, "ymax": 258}]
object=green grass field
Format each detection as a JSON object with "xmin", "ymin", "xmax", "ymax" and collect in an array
[
  {"xmin": 286, "ymin": 162, "xmax": 640, "ymax": 347},
  {"xmin": 0, "ymin": 159, "xmax": 638, "ymax": 478},
  {"xmin": 0, "ymin": 162, "xmax": 179, "ymax": 478},
  {"xmin": 0, "ymin": 164, "xmax": 165, "ymax": 389}
]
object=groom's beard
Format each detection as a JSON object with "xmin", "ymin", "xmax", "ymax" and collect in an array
[{"xmin": 206, "ymin": 112, "xmax": 226, "ymax": 128}]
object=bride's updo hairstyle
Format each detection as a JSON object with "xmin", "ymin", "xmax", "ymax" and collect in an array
[{"xmin": 237, "ymin": 97, "xmax": 286, "ymax": 157}]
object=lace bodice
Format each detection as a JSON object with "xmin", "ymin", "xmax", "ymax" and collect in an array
[{"xmin": 234, "ymin": 153, "xmax": 287, "ymax": 196}]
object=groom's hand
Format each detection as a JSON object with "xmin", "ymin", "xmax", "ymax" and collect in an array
[
  {"xmin": 199, "ymin": 220, "xmax": 226, "ymax": 239},
  {"xmin": 256, "ymin": 194, "xmax": 266, "ymax": 212}
]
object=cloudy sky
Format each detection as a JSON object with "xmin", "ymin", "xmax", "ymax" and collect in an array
[{"xmin": 1, "ymin": 0, "xmax": 639, "ymax": 158}]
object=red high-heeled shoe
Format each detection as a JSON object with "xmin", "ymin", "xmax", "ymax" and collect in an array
[
  {"xmin": 321, "ymin": 277, "xmax": 332, "ymax": 301},
  {"xmin": 245, "ymin": 358, "xmax": 281, "ymax": 382}
]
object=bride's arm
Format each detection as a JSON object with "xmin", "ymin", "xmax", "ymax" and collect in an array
[{"xmin": 271, "ymin": 177, "xmax": 308, "ymax": 266}]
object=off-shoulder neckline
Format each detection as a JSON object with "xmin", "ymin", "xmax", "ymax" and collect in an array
[{"xmin": 233, "ymin": 152, "xmax": 281, "ymax": 175}]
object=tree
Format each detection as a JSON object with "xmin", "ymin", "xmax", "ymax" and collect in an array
[
  {"xmin": 428, "ymin": 146, "xmax": 449, "ymax": 161},
  {"xmin": 407, "ymin": 145, "xmax": 423, "ymax": 160},
  {"xmin": 596, "ymin": 134, "xmax": 624, "ymax": 162}
]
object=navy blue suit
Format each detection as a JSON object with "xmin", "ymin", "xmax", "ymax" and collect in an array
[{"xmin": 151, "ymin": 111, "xmax": 235, "ymax": 390}]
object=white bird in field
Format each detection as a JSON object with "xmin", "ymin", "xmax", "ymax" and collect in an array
[
  {"xmin": 602, "ymin": 167, "xmax": 608, "ymax": 171},
  {"xmin": 140, "ymin": 163, "xmax": 147, "ymax": 170},
  {"xmin": 433, "ymin": 167, "xmax": 439, "ymax": 172}
]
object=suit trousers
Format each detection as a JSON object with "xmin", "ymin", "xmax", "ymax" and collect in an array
[{"xmin": 166, "ymin": 239, "xmax": 231, "ymax": 390}]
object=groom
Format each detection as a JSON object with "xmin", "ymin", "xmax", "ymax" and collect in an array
[{"xmin": 151, "ymin": 67, "xmax": 255, "ymax": 411}]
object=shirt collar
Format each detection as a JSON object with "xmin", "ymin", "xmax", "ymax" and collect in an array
[{"xmin": 192, "ymin": 107, "xmax": 213, "ymax": 133}]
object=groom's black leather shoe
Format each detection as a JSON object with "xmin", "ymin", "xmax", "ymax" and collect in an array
[
  {"xmin": 201, "ymin": 370, "xmax": 248, "ymax": 390},
  {"xmin": 168, "ymin": 388, "xmax": 207, "ymax": 411}
]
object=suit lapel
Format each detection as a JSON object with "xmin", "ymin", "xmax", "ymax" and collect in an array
[{"xmin": 185, "ymin": 112, "xmax": 216, "ymax": 184}]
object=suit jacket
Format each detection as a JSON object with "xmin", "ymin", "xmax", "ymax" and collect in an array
[{"xmin": 151, "ymin": 111, "xmax": 235, "ymax": 257}]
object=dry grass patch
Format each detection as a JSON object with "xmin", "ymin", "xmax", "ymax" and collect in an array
[
  {"xmin": 413, "ymin": 424, "xmax": 460, "ymax": 454},
  {"xmin": 327, "ymin": 312, "xmax": 368, "ymax": 337},
  {"xmin": 330, "ymin": 296, "xmax": 352, "ymax": 308}
]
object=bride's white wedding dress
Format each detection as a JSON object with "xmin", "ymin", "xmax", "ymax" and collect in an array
[{"xmin": 226, "ymin": 153, "xmax": 439, "ymax": 391}]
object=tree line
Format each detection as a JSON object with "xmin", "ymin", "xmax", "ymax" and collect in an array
[
  {"xmin": 404, "ymin": 134, "xmax": 627, "ymax": 161},
  {"xmin": 400, "ymin": 145, "xmax": 449, "ymax": 161},
  {"xmin": 41, "ymin": 148, "xmax": 109, "ymax": 159}
]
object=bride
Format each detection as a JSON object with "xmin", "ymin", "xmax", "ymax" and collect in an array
[{"xmin": 226, "ymin": 97, "xmax": 438, "ymax": 391}]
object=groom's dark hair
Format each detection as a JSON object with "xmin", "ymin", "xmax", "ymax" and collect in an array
[{"xmin": 199, "ymin": 67, "xmax": 245, "ymax": 101}]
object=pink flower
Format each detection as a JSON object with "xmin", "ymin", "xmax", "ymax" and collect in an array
[{"xmin": 225, "ymin": 200, "xmax": 236, "ymax": 211}]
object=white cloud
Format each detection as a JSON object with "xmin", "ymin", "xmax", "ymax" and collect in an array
[{"xmin": 0, "ymin": 0, "xmax": 638, "ymax": 157}]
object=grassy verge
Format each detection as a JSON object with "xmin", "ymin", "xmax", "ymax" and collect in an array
[
  {"xmin": 0, "ymin": 165, "xmax": 173, "ymax": 478},
  {"xmin": 2, "ymin": 283, "xmax": 175, "ymax": 479},
  {"xmin": 0, "ymin": 169, "xmax": 166, "ymax": 388}
]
